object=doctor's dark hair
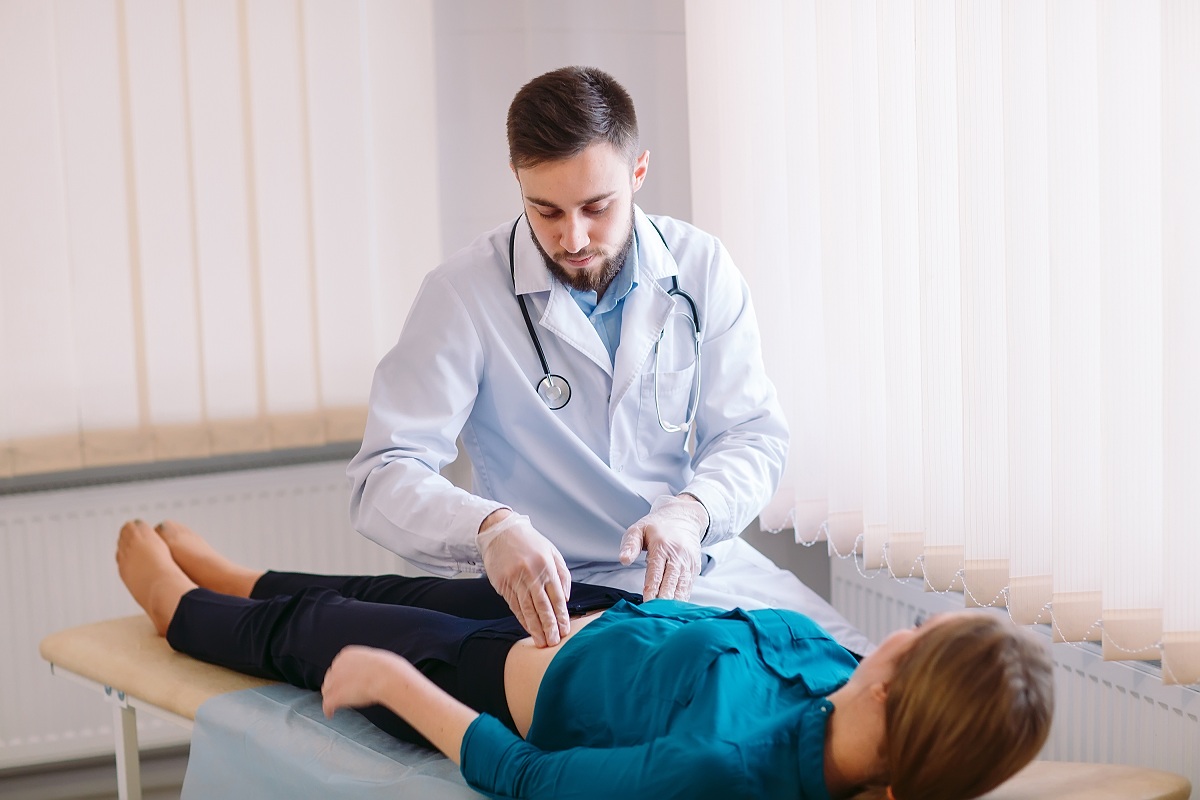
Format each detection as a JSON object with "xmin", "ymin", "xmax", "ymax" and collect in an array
[{"xmin": 507, "ymin": 66, "xmax": 639, "ymax": 170}]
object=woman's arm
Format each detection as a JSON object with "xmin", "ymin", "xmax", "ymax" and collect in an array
[
  {"xmin": 321, "ymin": 645, "xmax": 754, "ymax": 799},
  {"xmin": 462, "ymin": 715, "xmax": 752, "ymax": 800},
  {"xmin": 320, "ymin": 645, "xmax": 478, "ymax": 764}
]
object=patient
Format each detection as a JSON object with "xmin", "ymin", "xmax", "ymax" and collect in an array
[{"xmin": 116, "ymin": 519, "xmax": 1053, "ymax": 800}]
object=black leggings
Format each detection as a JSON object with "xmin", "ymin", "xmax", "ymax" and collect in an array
[{"xmin": 165, "ymin": 571, "xmax": 640, "ymax": 747}]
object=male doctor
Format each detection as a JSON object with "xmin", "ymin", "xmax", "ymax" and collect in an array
[{"xmin": 349, "ymin": 66, "xmax": 866, "ymax": 653}]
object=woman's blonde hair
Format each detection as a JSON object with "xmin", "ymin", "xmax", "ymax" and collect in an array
[{"xmin": 855, "ymin": 613, "xmax": 1054, "ymax": 800}]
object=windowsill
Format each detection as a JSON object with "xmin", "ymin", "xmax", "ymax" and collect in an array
[{"xmin": 0, "ymin": 442, "xmax": 361, "ymax": 497}]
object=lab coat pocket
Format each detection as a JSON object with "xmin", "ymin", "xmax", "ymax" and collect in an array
[{"xmin": 636, "ymin": 366, "xmax": 695, "ymax": 460}]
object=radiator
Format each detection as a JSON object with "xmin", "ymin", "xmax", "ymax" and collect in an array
[
  {"xmin": 832, "ymin": 555, "xmax": 1200, "ymax": 791},
  {"xmin": 0, "ymin": 460, "xmax": 415, "ymax": 770}
]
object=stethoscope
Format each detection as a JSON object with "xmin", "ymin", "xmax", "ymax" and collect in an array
[{"xmin": 508, "ymin": 215, "xmax": 703, "ymax": 433}]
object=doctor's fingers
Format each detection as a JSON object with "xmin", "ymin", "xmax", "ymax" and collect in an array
[
  {"xmin": 657, "ymin": 559, "xmax": 682, "ymax": 601},
  {"xmin": 675, "ymin": 565, "xmax": 696, "ymax": 602},
  {"xmin": 524, "ymin": 559, "xmax": 570, "ymax": 641},
  {"xmin": 519, "ymin": 546, "xmax": 571, "ymax": 641},
  {"xmin": 518, "ymin": 584, "xmax": 564, "ymax": 647},
  {"xmin": 618, "ymin": 524, "xmax": 646, "ymax": 565},
  {"xmin": 514, "ymin": 590, "xmax": 547, "ymax": 647},
  {"xmin": 545, "ymin": 557, "xmax": 572, "ymax": 633},
  {"xmin": 553, "ymin": 549, "xmax": 572, "ymax": 604},
  {"xmin": 641, "ymin": 549, "xmax": 668, "ymax": 600}
]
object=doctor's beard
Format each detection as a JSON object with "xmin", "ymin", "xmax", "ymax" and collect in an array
[{"xmin": 528, "ymin": 208, "xmax": 635, "ymax": 299}]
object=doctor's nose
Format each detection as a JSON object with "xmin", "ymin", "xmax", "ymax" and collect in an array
[{"xmin": 559, "ymin": 217, "xmax": 590, "ymax": 254}]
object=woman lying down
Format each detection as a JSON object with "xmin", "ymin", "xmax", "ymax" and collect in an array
[{"xmin": 116, "ymin": 519, "xmax": 1053, "ymax": 800}]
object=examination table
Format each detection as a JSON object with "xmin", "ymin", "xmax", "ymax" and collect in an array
[{"xmin": 40, "ymin": 615, "xmax": 480, "ymax": 799}]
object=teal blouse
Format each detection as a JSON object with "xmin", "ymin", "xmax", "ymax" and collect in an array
[{"xmin": 459, "ymin": 599, "xmax": 858, "ymax": 799}]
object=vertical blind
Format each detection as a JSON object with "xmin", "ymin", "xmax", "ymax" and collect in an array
[
  {"xmin": 0, "ymin": 0, "xmax": 440, "ymax": 477},
  {"xmin": 686, "ymin": 0, "xmax": 1199, "ymax": 685}
]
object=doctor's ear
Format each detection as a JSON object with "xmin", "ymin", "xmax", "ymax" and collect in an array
[{"xmin": 631, "ymin": 150, "xmax": 649, "ymax": 192}]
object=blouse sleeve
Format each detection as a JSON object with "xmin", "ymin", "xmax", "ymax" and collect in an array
[{"xmin": 460, "ymin": 714, "xmax": 754, "ymax": 800}]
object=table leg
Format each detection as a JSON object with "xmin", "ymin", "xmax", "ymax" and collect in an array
[{"xmin": 112, "ymin": 702, "xmax": 143, "ymax": 800}]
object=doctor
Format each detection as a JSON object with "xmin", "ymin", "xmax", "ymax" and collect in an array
[{"xmin": 349, "ymin": 66, "xmax": 866, "ymax": 654}]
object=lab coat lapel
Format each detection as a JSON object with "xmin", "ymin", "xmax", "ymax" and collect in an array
[
  {"xmin": 610, "ymin": 210, "xmax": 677, "ymax": 413},
  {"xmin": 541, "ymin": 284, "xmax": 613, "ymax": 376},
  {"xmin": 511, "ymin": 218, "xmax": 612, "ymax": 376}
]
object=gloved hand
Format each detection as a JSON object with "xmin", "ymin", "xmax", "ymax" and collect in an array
[
  {"xmin": 477, "ymin": 511, "xmax": 572, "ymax": 647},
  {"xmin": 619, "ymin": 494, "xmax": 709, "ymax": 601}
]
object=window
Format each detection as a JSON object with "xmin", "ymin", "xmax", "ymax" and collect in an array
[
  {"xmin": 0, "ymin": 0, "xmax": 440, "ymax": 477},
  {"xmin": 686, "ymin": 0, "xmax": 1200, "ymax": 684}
]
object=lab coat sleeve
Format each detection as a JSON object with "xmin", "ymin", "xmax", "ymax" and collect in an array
[
  {"xmin": 347, "ymin": 271, "xmax": 505, "ymax": 576},
  {"xmin": 681, "ymin": 239, "xmax": 789, "ymax": 545},
  {"xmin": 460, "ymin": 714, "xmax": 756, "ymax": 800}
]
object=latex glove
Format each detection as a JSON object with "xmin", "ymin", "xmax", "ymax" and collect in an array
[
  {"xmin": 477, "ymin": 512, "xmax": 572, "ymax": 647},
  {"xmin": 619, "ymin": 494, "xmax": 709, "ymax": 601}
]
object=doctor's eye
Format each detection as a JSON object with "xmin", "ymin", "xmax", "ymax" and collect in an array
[
  {"xmin": 534, "ymin": 208, "xmax": 561, "ymax": 219},
  {"xmin": 584, "ymin": 204, "xmax": 610, "ymax": 216}
]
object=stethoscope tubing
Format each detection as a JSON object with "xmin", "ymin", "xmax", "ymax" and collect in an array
[{"xmin": 508, "ymin": 214, "xmax": 701, "ymax": 426}]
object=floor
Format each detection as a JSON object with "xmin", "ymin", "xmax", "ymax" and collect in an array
[{"xmin": 0, "ymin": 748, "xmax": 187, "ymax": 800}]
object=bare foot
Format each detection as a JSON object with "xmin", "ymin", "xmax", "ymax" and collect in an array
[
  {"xmin": 154, "ymin": 520, "xmax": 263, "ymax": 598},
  {"xmin": 116, "ymin": 520, "xmax": 197, "ymax": 636}
]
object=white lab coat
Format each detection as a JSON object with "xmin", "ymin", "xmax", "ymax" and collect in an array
[{"xmin": 348, "ymin": 207, "xmax": 870, "ymax": 654}]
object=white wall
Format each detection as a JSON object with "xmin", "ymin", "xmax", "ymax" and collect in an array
[
  {"xmin": 431, "ymin": 0, "xmax": 691, "ymax": 257},
  {"xmin": 0, "ymin": 0, "xmax": 442, "ymax": 473}
]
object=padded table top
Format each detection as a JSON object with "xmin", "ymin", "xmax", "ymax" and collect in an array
[
  {"xmin": 39, "ymin": 614, "xmax": 275, "ymax": 720},
  {"xmin": 982, "ymin": 760, "xmax": 1191, "ymax": 800}
]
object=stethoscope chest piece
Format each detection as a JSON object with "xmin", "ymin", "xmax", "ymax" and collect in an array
[{"xmin": 537, "ymin": 374, "xmax": 571, "ymax": 410}]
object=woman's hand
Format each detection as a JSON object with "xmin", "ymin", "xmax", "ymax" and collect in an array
[
  {"xmin": 319, "ymin": 644, "xmax": 480, "ymax": 764},
  {"xmin": 320, "ymin": 645, "xmax": 409, "ymax": 717}
]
